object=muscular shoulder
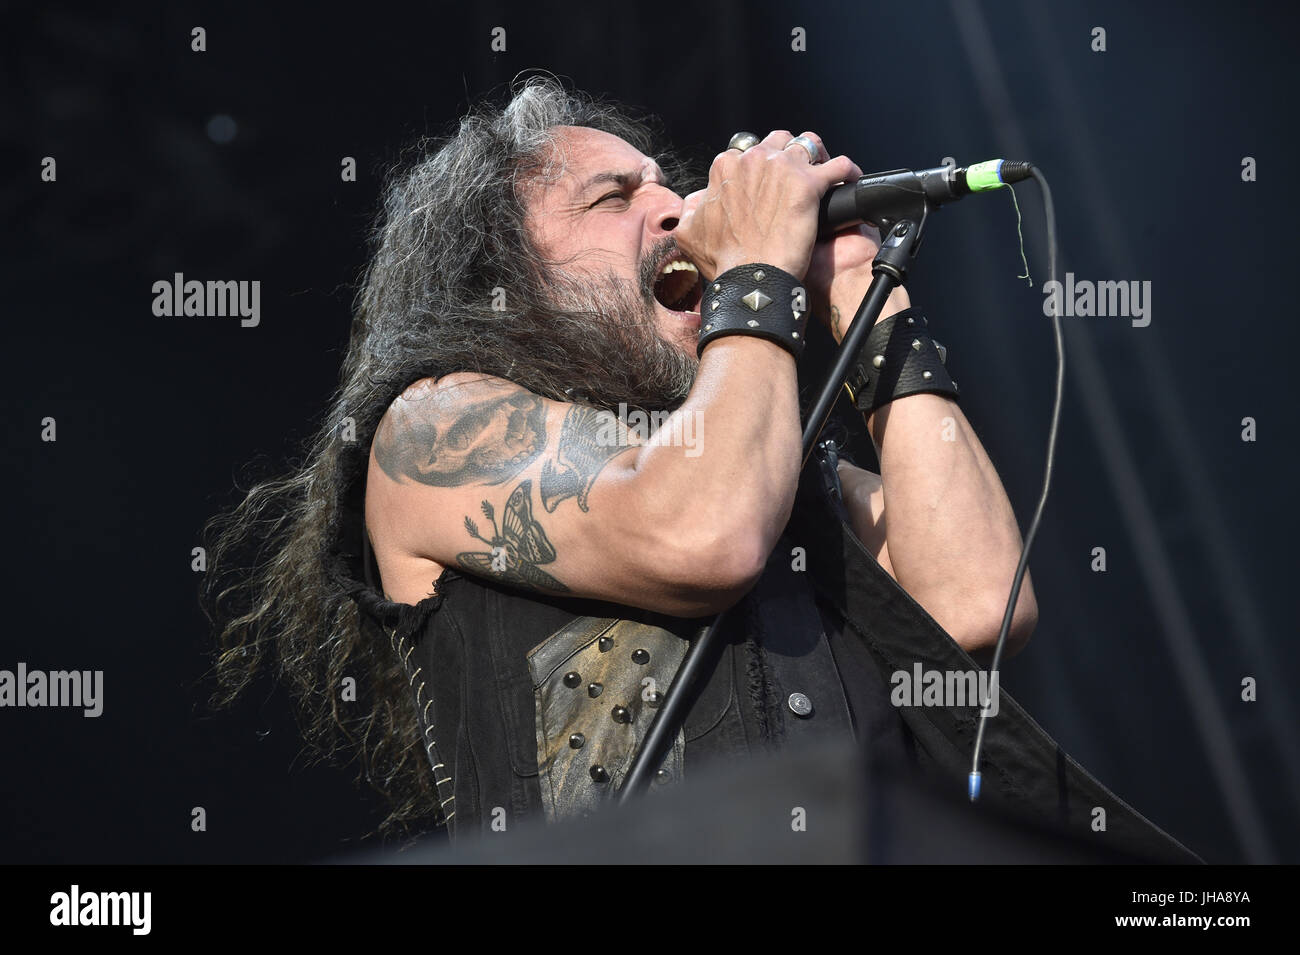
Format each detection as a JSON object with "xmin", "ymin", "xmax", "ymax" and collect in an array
[{"xmin": 372, "ymin": 373, "xmax": 552, "ymax": 488}]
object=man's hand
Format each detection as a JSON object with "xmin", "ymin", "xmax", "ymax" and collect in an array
[
  {"xmin": 805, "ymin": 222, "xmax": 913, "ymax": 344},
  {"xmin": 674, "ymin": 130, "xmax": 862, "ymax": 282}
]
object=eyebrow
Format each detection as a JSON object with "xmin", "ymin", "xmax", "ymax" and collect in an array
[{"xmin": 580, "ymin": 164, "xmax": 672, "ymax": 195}]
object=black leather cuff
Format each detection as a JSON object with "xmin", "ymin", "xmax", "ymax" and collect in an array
[
  {"xmin": 842, "ymin": 307, "xmax": 959, "ymax": 413},
  {"xmin": 697, "ymin": 264, "xmax": 808, "ymax": 358}
]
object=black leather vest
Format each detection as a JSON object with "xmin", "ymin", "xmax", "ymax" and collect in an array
[
  {"xmin": 348, "ymin": 451, "xmax": 908, "ymax": 837},
  {"xmin": 330, "ymin": 438, "xmax": 1200, "ymax": 862}
]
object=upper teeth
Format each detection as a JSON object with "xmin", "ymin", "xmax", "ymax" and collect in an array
[{"xmin": 661, "ymin": 259, "xmax": 698, "ymax": 275}]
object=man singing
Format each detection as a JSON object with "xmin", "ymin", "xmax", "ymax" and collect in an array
[{"xmin": 203, "ymin": 77, "xmax": 1191, "ymax": 860}]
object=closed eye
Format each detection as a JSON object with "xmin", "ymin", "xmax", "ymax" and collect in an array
[{"xmin": 590, "ymin": 191, "xmax": 628, "ymax": 208}]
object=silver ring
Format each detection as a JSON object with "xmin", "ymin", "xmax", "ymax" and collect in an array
[
  {"xmin": 785, "ymin": 135, "xmax": 821, "ymax": 164},
  {"xmin": 727, "ymin": 131, "xmax": 761, "ymax": 153}
]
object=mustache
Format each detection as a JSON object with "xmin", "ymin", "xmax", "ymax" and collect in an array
[{"xmin": 639, "ymin": 235, "xmax": 680, "ymax": 300}]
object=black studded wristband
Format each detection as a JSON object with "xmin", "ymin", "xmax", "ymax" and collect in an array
[
  {"xmin": 697, "ymin": 263, "xmax": 808, "ymax": 358},
  {"xmin": 842, "ymin": 307, "xmax": 960, "ymax": 414}
]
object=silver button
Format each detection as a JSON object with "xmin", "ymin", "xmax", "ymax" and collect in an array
[{"xmin": 787, "ymin": 692, "xmax": 814, "ymax": 718}]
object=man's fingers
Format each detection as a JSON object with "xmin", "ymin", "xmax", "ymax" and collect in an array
[
  {"xmin": 688, "ymin": 129, "xmax": 864, "ymax": 280},
  {"xmin": 815, "ymin": 154, "xmax": 863, "ymax": 188},
  {"xmin": 759, "ymin": 129, "xmax": 796, "ymax": 150},
  {"xmin": 792, "ymin": 130, "xmax": 830, "ymax": 164}
]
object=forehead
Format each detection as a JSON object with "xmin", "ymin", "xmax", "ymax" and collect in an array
[
  {"xmin": 548, "ymin": 125, "xmax": 650, "ymax": 174},
  {"xmin": 528, "ymin": 126, "xmax": 663, "ymax": 200}
]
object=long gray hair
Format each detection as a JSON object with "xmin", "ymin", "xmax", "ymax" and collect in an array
[{"xmin": 200, "ymin": 75, "xmax": 700, "ymax": 838}]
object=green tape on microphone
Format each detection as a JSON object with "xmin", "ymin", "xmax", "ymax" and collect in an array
[{"xmin": 966, "ymin": 160, "xmax": 1006, "ymax": 192}]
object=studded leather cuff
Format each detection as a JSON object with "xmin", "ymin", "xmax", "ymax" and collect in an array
[
  {"xmin": 842, "ymin": 307, "xmax": 960, "ymax": 413},
  {"xmin": 697, "ymin": 263, "xmax": 808, "ymax": 359}
]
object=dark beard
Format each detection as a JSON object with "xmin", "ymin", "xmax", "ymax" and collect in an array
[{"xmin": 534, "ymin": 236, "xmax": 699, "ymax": 418}]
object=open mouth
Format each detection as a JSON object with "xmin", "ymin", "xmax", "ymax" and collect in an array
[{"xmin": 652, "ymin": 254, "xmax": 703, "ymax": 316}]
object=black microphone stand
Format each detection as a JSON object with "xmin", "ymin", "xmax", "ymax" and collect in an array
[{"xmin": 620, "ymin": 202, "xmax": 932, "ymax": 801}]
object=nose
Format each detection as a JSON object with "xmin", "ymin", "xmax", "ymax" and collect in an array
[{"xmin": 647, "ymin": 188, "xmax": 683, "ymax": 238}]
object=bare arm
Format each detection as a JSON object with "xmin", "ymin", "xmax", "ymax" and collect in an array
[
  {"xmin": 802, "ymin": 208, "xmax": 1037, "ymax": 656},
  {"xmin": 368, "ymin": 339, "xmax": 798, "ymax": 617},
  {"xmin": 836, "ymin": 395, "xmax": 1038, "ymax": 656}
]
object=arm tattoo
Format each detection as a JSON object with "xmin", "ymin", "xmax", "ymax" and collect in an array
[
  {"xmin": 830, "ymin": 304, "xmax": 844, "ymax": 342},
  {"xmin": 540, "ymin": 404, "xmax": 634, "ymax": 513},
  {"xmin": 374, "ymin": 384, "xmax": 547, "ymax": 487},
  {"xmin": 456, "ymin": 479, "xmax": 569, "ymax": 593}
]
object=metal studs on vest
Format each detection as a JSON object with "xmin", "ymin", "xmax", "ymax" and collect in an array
[
  {"xmin": 528, "ymin": 621, "xmax": 691, "ymax": 819},
  {"xmin": 787, "ymin": 692, "xmax": 814, "ymax": 718},
  {"xmin": 563, "ymin": 671, "xmax": 581, "ymax": 688}
]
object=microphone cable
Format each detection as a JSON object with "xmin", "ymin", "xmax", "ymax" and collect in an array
[{"xmin": 969, "ymin": 165, "xmax": 1063, "ymax": 801}]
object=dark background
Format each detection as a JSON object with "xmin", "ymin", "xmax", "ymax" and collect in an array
[{"xmin": 3, "ymin": 0, "xmax": 1297, "ymax": 863}]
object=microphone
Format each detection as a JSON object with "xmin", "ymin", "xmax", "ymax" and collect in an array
[{"xmin": 818, "ymin": 159, "xmax": 1034, "ymax": 240}]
